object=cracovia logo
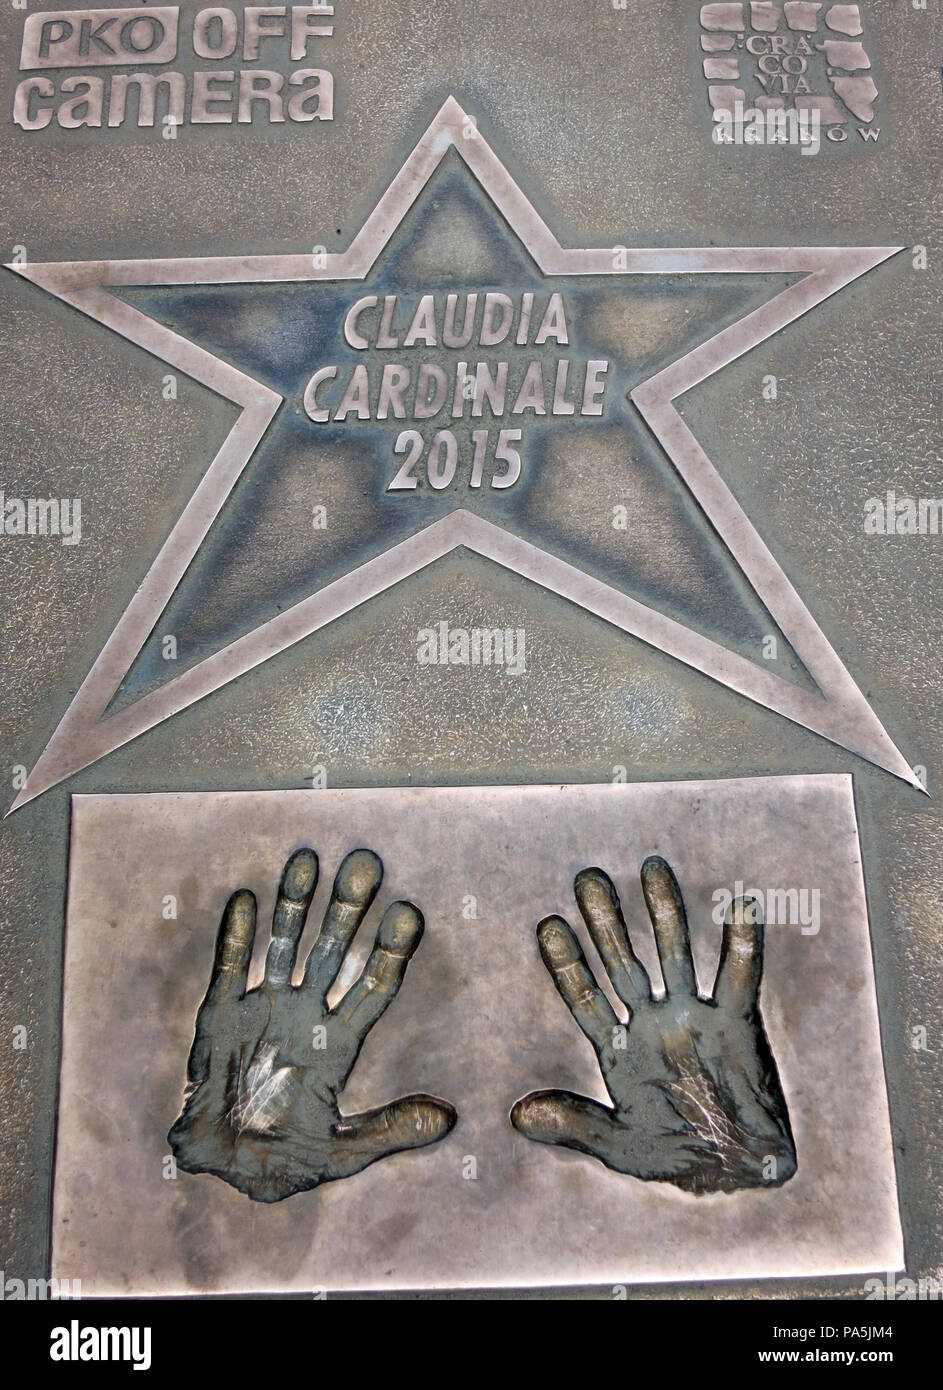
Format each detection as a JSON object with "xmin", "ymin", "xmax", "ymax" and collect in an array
[{"xmin": 49, "ymin": 1319, "xmax": 151, "ymax": 1370}]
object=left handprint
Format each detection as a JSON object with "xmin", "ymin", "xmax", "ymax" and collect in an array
[{"xmin": 169, "ymin": 847, "xmax": 456, "ymax": 1202}]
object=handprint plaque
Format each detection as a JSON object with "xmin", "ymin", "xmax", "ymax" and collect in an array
[
  {"xmin": 512, "ymin": 857, "xmax": 797, "ymax": 1194},
  {"xmin": 54, "ymin": 781, "xmax": 901, "ymax": 1292},
  {"xmin": 169, "ymin": 846, "xmax": 456, "ymax": 1202}
]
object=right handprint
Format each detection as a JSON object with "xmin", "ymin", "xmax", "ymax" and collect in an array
[{"xmin": 511, "ymin": 856, "xmax": 797, "ymax": 1194}]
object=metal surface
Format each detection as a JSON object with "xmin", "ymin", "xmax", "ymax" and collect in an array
[
  {"xmin": 5, "ymin": 98, "xmax": 918, "ymax": 810},
  {"xmin": 2, "ymin": 0, "xmax": 941, "ymax": 1306},
  {"xmin": 52, "ymin": 778, "xmax": 901, "ymax": 1293},
  {"xmin": 512, "ymin": 858, "xmax": 798, "ymax": 1194},
  {"xmin": 168, "ymin": 846, "xmax": 456, "ymax": 1202}
]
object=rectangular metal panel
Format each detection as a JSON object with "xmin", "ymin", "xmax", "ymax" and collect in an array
[{"xmin": 52, "ymin": 776, "xmax": 902, "ymax": 1293}]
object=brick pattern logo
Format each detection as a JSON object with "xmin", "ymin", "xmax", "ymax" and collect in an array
[{"xmin": 700, "ymin": 3, "xmax": 880, "ymax": 146}]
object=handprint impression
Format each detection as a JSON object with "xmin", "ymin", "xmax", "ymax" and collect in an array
[
  {"xmin": 512, "ymin": 857, "xmax": 797, "ymax": 1194},
  {"xmin": 169, "ymin": 847, "xmax": 456, "ymax": 1202}
]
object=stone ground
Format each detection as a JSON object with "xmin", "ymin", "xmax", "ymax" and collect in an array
[{"xmin": 0, "ymin": 0, "xmax": 941, "ymax": 1297}]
